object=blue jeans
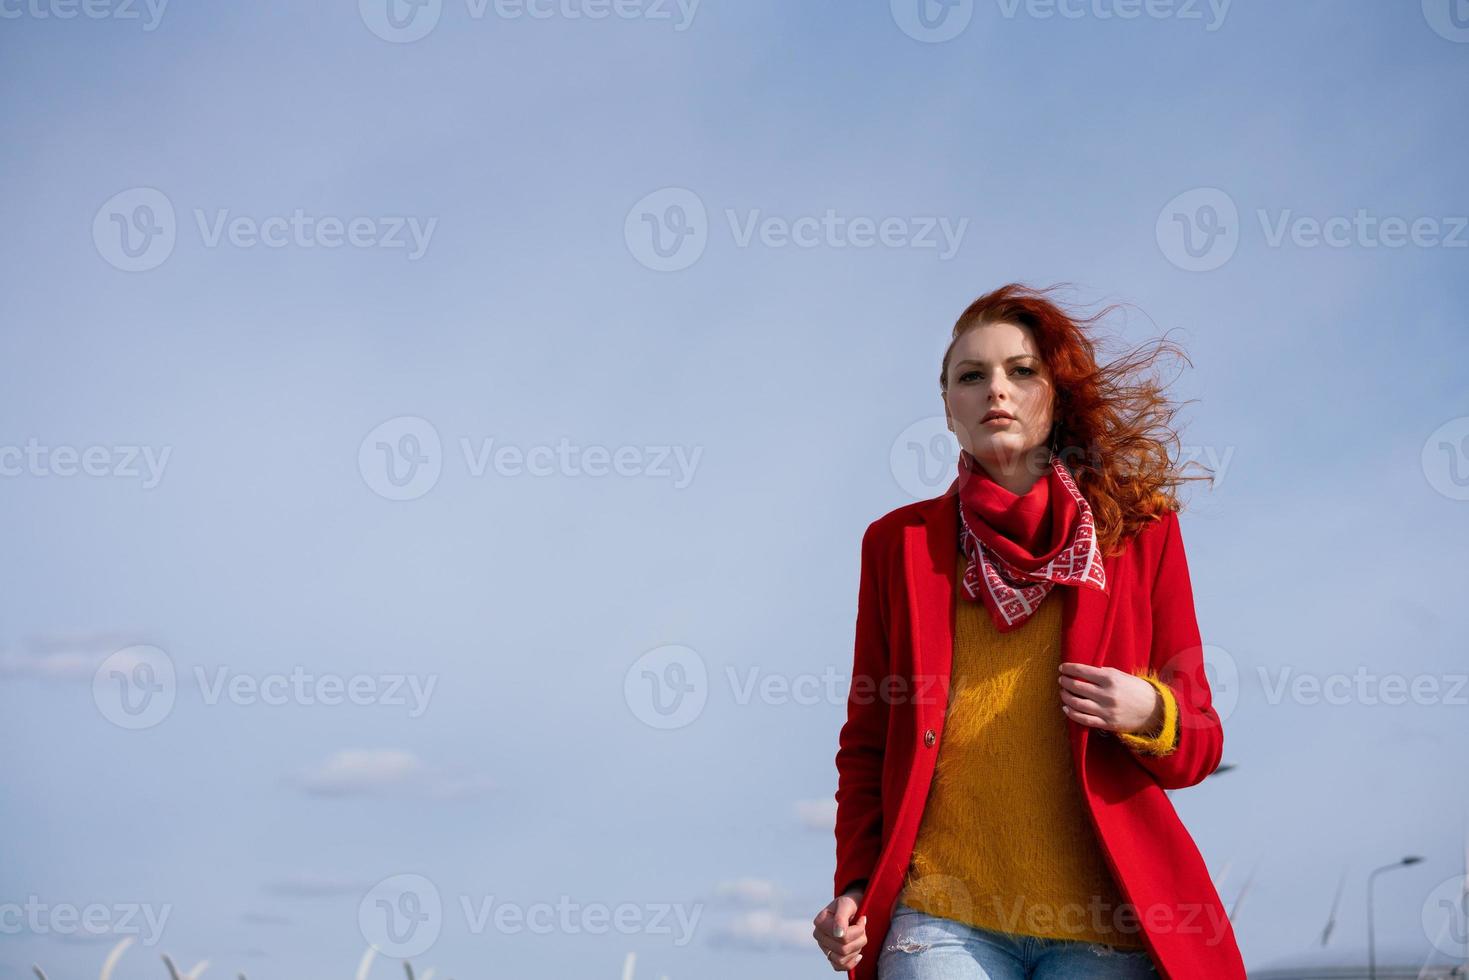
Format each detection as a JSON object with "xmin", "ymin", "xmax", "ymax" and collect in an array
[{"xmin": 878, "ymin": 903, "xmax": 1159, "ymax": 979}]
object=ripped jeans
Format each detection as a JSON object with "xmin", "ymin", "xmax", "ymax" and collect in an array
[{"xmin": 878, "ymin": 903, "xmax": 1159, "ymax": 980}]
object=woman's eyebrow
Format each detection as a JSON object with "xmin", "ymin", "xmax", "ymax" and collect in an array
[{"xmin": 954, "ymin": 355, "xmax": 1037, "ymax": 367}]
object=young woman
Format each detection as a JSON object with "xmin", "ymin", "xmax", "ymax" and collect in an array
[{"xmin": 811, "ymin": 284, "xmax": 1246, "ymax": 980}]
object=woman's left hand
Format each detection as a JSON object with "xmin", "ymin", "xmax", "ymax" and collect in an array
[{"xmin": 1057, "ymin": 662, "xmax": 1162, "ymax": 736}]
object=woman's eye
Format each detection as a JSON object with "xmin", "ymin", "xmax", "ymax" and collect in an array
[
  {"xmin": 959, "ymin": 371, "xmax": 980, "ymax": 382},
  {"xmin": 1014, "ymin": 367, "xmax": 1036, "ymax": 376}
]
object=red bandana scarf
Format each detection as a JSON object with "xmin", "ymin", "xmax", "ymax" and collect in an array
[{"xmin": 955, "ymin": 448, "xmax": 1107, "ymax": 632}]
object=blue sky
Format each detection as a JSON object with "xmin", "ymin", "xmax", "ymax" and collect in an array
[{"xmin": 2, "ymin": 1, "xmax": 1468, "ymax": 977}]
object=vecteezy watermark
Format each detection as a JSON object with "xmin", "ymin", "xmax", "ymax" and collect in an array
[
  {"xmin": 1421, "ymin": 873, "xmax": 1469, "ymax": 958},
  {"xmin": 626, "ymin": 643, "xmax": 1240, "ymax": 729},
  {"xmin": 984, "ymin": 894, "xmax": 1232, "ymax": 946},
  {"xmin": 360, "ymin": 875, "xmax": 443, "ymax": 958},
  {"xmin": 0, "ymin": 0, "xmax": 168, "ymax": 29},
  {"xmin": 93, "ymin": 187, "xmax": 437, "ymax": 272},
  {"xmin": 91, "ymin": 644, "xmax": 439, "ymax": 729},
  {"xmin": 625, "ymin": 651, "xmax": 956, "ymax": 730},
  {"xmin": 194, "ymin": 666, "xmax": 438, "ymax": 718},
  {"xmin": 0, "ymin": 896, "xmax": 171, "ymax": 946},
  {"xmin": 1256, "ymin": 666, "xmax": 1469, "ymax": 708},
  {"xmin": 623, "ymin": 187, "xmax": 968, "ymax": 272},
  {"xmin": 993, "ymin": 0, "xmax": 1231, "ymax": 29},
  {"xmin": 1422, "ymin": 0, "xmax": 1469, "ymax": 43},
  {"xmin": 0, "ymin": 439, "xmax": 171, "ymax": 488},
  {"xmin": 625, "ymin": 645, "xmax": 709, "ymax": 730},
  {"xmin": 886, "ymin": 415, "xmax": 1236, "ymax": 500},
  {"xmin": 896, "ymin": 874, "xmax": 1233, "ymax": 947},
  {"xmin": 359, "ymin": 0, "xmax": 699, "ymax": 43},
  {"xmin": 93, "ymin": 645, "xmax": 177, "ymax": 730},
  {"xmin": 890, "ymin": 0, "xmax": 1230, "ymax": 43},
  {"xmin": 357, "ymin": 874, "xmax": 702, "ymax": 958},
  {"xmin": 1422, "ymin": 416, "xmax": 1469, "ymax": 501},
  {"xmin": 357, "ymin": 416, "xmax": 702, "ymax": 501},
  {"xmin": 1156, "ymin": 187, "xmax": 1469, "ymax": 272}
]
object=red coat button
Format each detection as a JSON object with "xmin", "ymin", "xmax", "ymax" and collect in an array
[{"xmin": 924, "ymin": 729, "xmax": 936, "ymax": 748}]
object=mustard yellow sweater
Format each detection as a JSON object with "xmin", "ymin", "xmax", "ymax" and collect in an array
[{"xmin": 896, "ymin": 555, "xmax": 1178, "ymax": 947}]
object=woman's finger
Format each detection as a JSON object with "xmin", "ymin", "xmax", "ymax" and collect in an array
[
  {"xmin": 1058, "ymin": 673, "xmax": 1115, "ymax": 706},
  {"xmin": 1061, "ymin": 703, "xmax": 1110, "ymax": 727},
  {"xmin": 815, "ymin": 919, "xmax": 867, "ymax": 958},
  {"xmin": 1058, "ymin": 688, "xmax": 1111, "ymax": 720}
]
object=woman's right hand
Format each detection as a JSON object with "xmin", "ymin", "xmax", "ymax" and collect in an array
[{"xmin": 812, "ymin": 888, "xmax": 867, "ymax": 972}]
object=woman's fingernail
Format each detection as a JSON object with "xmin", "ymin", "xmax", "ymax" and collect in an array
[{"xmin": 834, "ymin": 928, "xmax": 844, "ymax": 938}]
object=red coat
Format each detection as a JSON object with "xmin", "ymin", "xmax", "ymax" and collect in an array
[{"xmin": 833, "ymin": 484, "xmax": 1245, "ymax": 980}]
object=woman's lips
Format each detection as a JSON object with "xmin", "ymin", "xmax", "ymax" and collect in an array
[{"xmin": 982, "ymin": 416, "xmax": 1015, "ymax": 426}]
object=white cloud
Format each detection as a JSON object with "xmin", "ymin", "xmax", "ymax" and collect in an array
[
  {"xmin": 709, "ymin": 909, "xmax": 811, "ymax": 951},
  {"xmin": 715, "ymin": 877, "xmax": 784, "ymax": 906},
  {"xmin": 795, "ymin": 798, "xmax": 836, "ymax": 832},
  {"xmin": 295, "ymin": 749, "xmax": 424, "ymax": 797},
  {"xmin": 0, "ymin": 631, "xmax": 154, "ymax": 681},
  {"xmin": 293, "ymin": 749, "xmax": 494, "ymax": 801}
]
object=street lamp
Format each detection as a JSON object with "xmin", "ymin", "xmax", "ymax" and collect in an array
[{"xmin": 1367, "ymin": 855, "xmax": 1424, "ymax": 980}]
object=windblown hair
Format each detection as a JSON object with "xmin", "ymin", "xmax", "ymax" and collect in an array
[{"xmin": 939, "ymin": 282, "xmax": 1213, "ymax": 556}]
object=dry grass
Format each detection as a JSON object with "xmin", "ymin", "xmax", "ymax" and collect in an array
[{"xmin": 31, "ymin": 936, "xmax": 456, "ymax": 980}]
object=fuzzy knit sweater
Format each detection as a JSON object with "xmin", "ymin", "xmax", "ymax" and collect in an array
[{"xmin": 894, "ymin": 553, "xmax": 1179, "ymax": 948}]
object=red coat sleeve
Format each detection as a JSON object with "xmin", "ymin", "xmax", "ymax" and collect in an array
[
  {"xmin": 833, "ymin": 520, "xmax": 890, "ymax": 899},
  {"xmin": 1128, "ymin": 510, "xmax": 1226, "ymax": 790}
]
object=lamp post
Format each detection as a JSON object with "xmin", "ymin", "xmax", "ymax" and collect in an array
[{"xmin": 1367, "ymin": 855, "xmax": 1424, "ymax": 980}]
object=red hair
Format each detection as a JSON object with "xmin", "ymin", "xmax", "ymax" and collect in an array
[{"xmin": 939, "ymin": 282, "xmax": 1213, "ymax": 556}]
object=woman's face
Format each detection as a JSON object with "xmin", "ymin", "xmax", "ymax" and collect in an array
[{"xmin": 942, "ymin": 320, "xmax": 1055, "ymax": 476}]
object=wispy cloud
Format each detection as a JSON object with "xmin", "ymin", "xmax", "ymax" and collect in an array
[
  {"xmin": 0, "ymin": 630, "xmax": 155, "ymax": 681},
  {"xmin": 795, "ymin": 798, "xmax": 836, "ymax": 832},
  {"xmin": 714, "ymin": 877, "xmax": 784, "ymax": 906},
  {"xmin": 708, "ymin": 909, "xmax": 812, "ymax": 951},
  {"xmin": 263, "ymin": 873, "xmax": 373, "ymax": 898},
  {"xmin": 291, "ymin": 749, "xmax": 494, "ymax": 800}
]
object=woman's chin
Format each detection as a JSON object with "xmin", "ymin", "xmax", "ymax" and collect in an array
[{"xmin": 964, "ymin": 436, "xmax": 1040, "ymax": 462}]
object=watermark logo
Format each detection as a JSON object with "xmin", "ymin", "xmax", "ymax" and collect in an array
[
  {"xmin": 360, "ymin": 0, "xmax": 443, "ymax": 42},
  {"xmin": 889, "ymin": 416, "xmax": 1235, "ymax": 498},
  {"xmin": 360, "ymin": 0, "xmax": 699, "ymax": 42},
  {"xmin": 1158, "ymin": 187, "xmax": 1468, "ymax": 271},
  {"xmin": 625, "ymin": 644, "xmax": 708, "ymax": 730},
  {"xmin": 93, "ymin": 187, "xmax": 176, "ymax": 273},
  {"xmin": 1156, "ymin": 187, "xmax": 1239, "ymax": 272},
  {"xmin": 359, "ymin": 874, "xmax": 443, "ymax": 958},
  {"xmin": 89, "ymin": 644, "xmax": 438, "ymax": 728},
  {"xmin": 358, "ymin": 416, "xmax": 702, "ymax": 500},
  {"xmin": 359, "ymin": 416, "xmax": 444, "ymax": 501},
  {"xmin": 0, "ymin": 439, "xmax": 171, "ymax": 488},
  {"xmin": 1421, "ymin": 873, "xmax": 1469, "ymax": 957},
  {"xmin": 1423, "ymin": 0, "xmax": 1469, "ymax": 42},
  {"xmin": 1155, "ymin": 644, "xmax": 1239, "ymax": 726},
  {"xmin": 92, "ymin": 644, "xmax": 176, "ymax": 730},
  {"xmin": 625, "ymin": 187, "xmax": 709, "ymax": 272},
  {"xmin": 891, "ymin": 0, "xmax": 974, "ymax": 43},
  {"xmin": 1256, "ymin": 666, "xmax": 1468, "ymax": 708},
  {"xmin": 93, "ymin": 187, "xmax": 437, "ymax": 271},
  {"xmin": 0, "ymin": 897, "xmax": 171, "ymax": 945},
  {"xmin": 625, "ymin": 187, "xmax": 969, "ymax": 271},
  {"xmin": 994, "ymin": 0, "xmax": 1231, "ymax": 31},
  {"xmin": 890, "ymin": 416, "xmax": 960, "ymax": 500},
  {"xmin": 0, "ymin": 0, "xmax": 168, "ymax": 30},
  {"xmin": 1422, "ymin": 416, "xmax": 1469, "ymax": 501},
  {"xmin": 892, "ymin": 0, "xmax": 1232, "ymax": 41}
]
